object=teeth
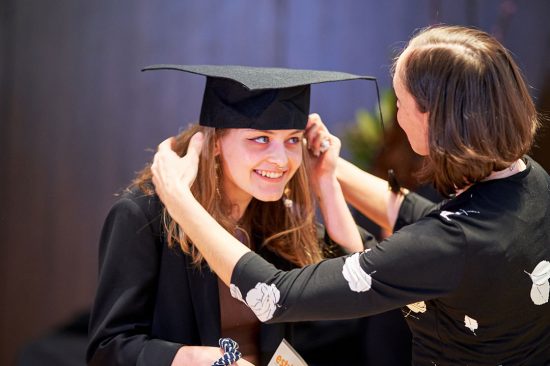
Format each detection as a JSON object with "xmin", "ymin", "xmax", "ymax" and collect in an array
[{"xmin": 256, "ymin": 170, "xmax": 284, "ymax": 179}]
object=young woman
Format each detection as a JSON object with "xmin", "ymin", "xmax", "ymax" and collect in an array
[
  {"xmin": 86, "ymin": 66, "xmax": 378, "ymax": 366},
  {"xmin": 151, "ymin": 26, "xmax": 550, "ymax": 365}
]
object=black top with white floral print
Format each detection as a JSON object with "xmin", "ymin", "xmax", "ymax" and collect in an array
[{"xmin": 231, "ymin": 156, "xmax": 550, "ymax": 365}]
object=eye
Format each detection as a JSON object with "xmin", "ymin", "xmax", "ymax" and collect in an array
[
  {"xmin": 250, "ymin": 136, "xmax": 269, "ymax": 144},
  {"xmin": 287, "ymin": 136, "xmax": 301, "ymax": 144}
]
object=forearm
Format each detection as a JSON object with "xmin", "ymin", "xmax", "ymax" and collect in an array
[
  {"xmin": 166, "ymin": 187, "xmax": 250, "ymax": 285},
  {"xmin": 336, "ymin": 157, "xmax": 406, "ymax": 231},
  {"xmin": 317, "ymin": 175, "xmax": 363, "ymax": 252},
  {"xmin": 232, "ymin": 251, "xmax": 388, "ymax": 323}
]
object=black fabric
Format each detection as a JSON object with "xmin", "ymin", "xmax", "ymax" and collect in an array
[
  {"xmin": 141, "ymin": 65, "xmax": 374, "ymax": 130},
  {"xmin": 199, "ymin": 77, "xmax": 310, "ymax": 130},
  {"xmin": 232, "ymin": 156, "xmax": 550, "ymax": 365},
  {"xmin": 87, "ymin": 187, "xmax": 400, "ymax": 366}
]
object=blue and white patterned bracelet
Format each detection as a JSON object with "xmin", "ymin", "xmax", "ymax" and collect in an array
[{"xmin": 212, "ymin": 338, "xmax": 242, "ymax": 366}]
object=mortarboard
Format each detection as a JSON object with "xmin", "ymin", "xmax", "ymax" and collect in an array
[{"xmin": 142, "ymin": 64, "xmax": 376, "ymax": 130}]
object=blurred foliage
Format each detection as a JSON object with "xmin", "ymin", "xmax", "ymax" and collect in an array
[{"xmin": 343, "ymin": 89, "xmax": 397, "ymax": 170}]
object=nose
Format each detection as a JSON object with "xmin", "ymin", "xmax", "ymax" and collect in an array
[{"xmin": 267, "ymin": 141, "xmax": 288, "ymax": 169}]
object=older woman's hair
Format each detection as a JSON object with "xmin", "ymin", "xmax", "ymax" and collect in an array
[
  {"xmin": 133, "ymin": 124, "xmax": 321, "ymax": 267},
  {"xmin": 396, "ymin": 25, "xmax": 539, "ymax": 196}
]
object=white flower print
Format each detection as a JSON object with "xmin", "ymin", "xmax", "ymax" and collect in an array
[
  {"xmin": 342, "ymin": 251, "xmax": 374, "ymax": 292},
  {"xmin": 229, "ymin": 283, "xmax": 245, "ymax": 304},
  {"xmin": 245, "ymin": 283, "xmax": 281, "ymax": 322},
  {"xmin": 406, "ymin": 301, "xmax": 427, "ymax": 313},
  {"xmin": 440, "ymin": 209, "xmax": 480, "ymax": 222},
  {"xmin": 403, "ymin": 301, "xmax": 427, "ymax": 319},
  {"xmin": 525, "ymin": 260, "xmax": 550, "ymax": 305},
  {"xmin": 464, "ymin": 315, "xmax": 478, "ymax": 335}
]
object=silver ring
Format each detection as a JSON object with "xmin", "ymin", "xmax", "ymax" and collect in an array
[{"xmin": 319, "ymin": 138, "xmax": 330, "ymax": 153}]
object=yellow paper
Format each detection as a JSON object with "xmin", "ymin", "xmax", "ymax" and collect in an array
[{"xmin": 267, "ymin": 338, "xmax": 308, "ymax": 366}]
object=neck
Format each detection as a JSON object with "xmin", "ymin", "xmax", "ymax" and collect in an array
[
  {"xmin": 224, "ymin": 194, "xmax": 252, "ymax": 221},
  {"xmin": 455, "ymin": 158, "xmax": 525, "ymax": 196},
  {"xmin": 483, "ymin": 158, "xmax": 526, "ymax": 182},
  {"xmin": 220, "ymin": 178, "xmax": 252, "ymax": 221},
  {"xmin": 229, "ymin": 203, "xmax": 247, "ymax": 221}
]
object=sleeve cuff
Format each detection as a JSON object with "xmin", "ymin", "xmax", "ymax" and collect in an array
[
  {"xmin": 137, "ymin": 339, "xmax": 183, "ymax": 366},
  {"xmin": 393, "ymin": 191, "xmax": 439, "ymax": 232},
  {"xmin": 394, "ymin": 192, "xmax": 418, "ymax": 232}
]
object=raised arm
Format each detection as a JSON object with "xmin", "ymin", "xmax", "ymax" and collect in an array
[
  {"xmin": 151, "ymin": 133, "xmax": 463, "ymax": 325},
  {"xmin": 305, "ymin": 114, "xmax": 363, "ymax": 252},
  {"xmin": 336, "ymin": 157, "xmax": 408, "ymax": 232},
  {"xmin": 151, "ymin": 133, "xmax": 250, "ymax": 286}
]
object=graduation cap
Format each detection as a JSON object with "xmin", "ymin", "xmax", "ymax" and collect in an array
[{"xmin": 142, "ymin": 64, "xmax": 378, "ymax": 130}]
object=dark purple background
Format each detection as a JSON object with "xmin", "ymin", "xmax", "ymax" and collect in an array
[{"xmin": 1, "ymin": 1, "xmax": 549, "ymax": 364}]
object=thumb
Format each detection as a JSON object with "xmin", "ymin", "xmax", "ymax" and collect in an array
[{"xmin": 158, "ymin": 136, "xmax": 176, "ymax": 152}]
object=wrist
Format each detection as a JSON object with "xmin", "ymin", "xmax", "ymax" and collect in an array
[
  {"xmin": 162, "ymin": 185, "xmax": 198, "ymax": 221},
  {"xmin": 317, "ymin": 174, "xmax": 339, "ymax": 193}
]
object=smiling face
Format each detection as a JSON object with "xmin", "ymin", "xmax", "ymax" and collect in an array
[
  {"xmin": 216, "ymin": 128, "xmax": 304, "ymax": 212},
  {"xmin": 393, "ymin": 52, "xmax": 430, "ymax": 156}
]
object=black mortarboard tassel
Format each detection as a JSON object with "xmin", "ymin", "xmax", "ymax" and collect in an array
[{"xmin": 142, "ymin": 64, "xmax": 375, "ymax": 130}]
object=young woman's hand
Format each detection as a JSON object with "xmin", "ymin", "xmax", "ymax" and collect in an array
[
  {"xmin": 171, "ymin": 345, "xmax": 255, "ymax": 366},
  {"xmin": 151, "ymin": 132, "xmax": 204, "ymax": 217}
]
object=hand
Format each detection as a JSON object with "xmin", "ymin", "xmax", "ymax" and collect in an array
[
  {"xmin": 304, "ymin": 113, "xmax": 341, "ymax": 181},
  {"xmin": 151, "ymin": 133, "xmax": 204, "ymax": 216},
  {"xmin": 171, "ymin": 345, "xmax": 256, "ymax": 366}
]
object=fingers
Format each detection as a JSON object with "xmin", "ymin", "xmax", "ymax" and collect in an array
[
  {"xmin": 306, "ymin": 113, "xmax": 335, "ymax": 156},
  {"xmin": 151, "ymin": 132, "xmax": 205, "ymax": 196},
  {"xmin": 319, "ymin": 138, "xmax": 331, "ymax": 153},
  {"xmin": 305, "ymin": 114, "xmax": 326, "ymax": 156},
  {"xmin": 306, "ymin": 113, "xmax": 325, "ymax": 130},
  {"xmin": 158, "ymin": 136, "xmax": 176, "ymax": 152},
  {"xmin": 186, "ymin": 132, "xmax": 204, "ymax": 163}
]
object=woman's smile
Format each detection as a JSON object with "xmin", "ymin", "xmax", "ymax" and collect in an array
[
  {"xmin": 253, "ymin": 169, "xmax": 286, "ymax": 180},
  {"xmin": 217, "ymin": 128, "xmax": 303, "ymax": 209}
]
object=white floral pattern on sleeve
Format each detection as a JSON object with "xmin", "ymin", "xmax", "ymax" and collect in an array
[
  {"xmin": 464, "ymin": 315, "xmax": 478, "ymax": 335},
  {"xmin": 525, "ymin": 260, "xmax": 550, "ymax": 305},
  {"xmin": 244, "ymin": 283, "xmax": 281, "ymax": 322},
  {"xmin": 440, "ymin": 209, "xmax": 480, "ymax": 222},
  {"xmin": 406, "ymin": 301, "xmax": 427, "ymax": 313},
  {"xmin": 230, "ymin": 283, "xmax": 281, "ymax": 321},
  {"xmin": 342, "ymin": 251, "xmax": 374, "ymax": 292},
  {"xmin": 229, "ymin": 283, "xmax": 245, "ymax": 303}
]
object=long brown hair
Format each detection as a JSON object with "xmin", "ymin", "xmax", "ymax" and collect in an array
[
  {"xmin": 133, "ymin": 124, "xmax": 321, "ymax": 267},
  {"xmin": 394, "ymin": 25, "xmax": 540, "ymax": 196}
]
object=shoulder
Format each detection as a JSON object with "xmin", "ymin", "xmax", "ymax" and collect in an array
[
  {"xmin": 105, "ymin": 186, "xmax": 164, "ymax": 236},
  {"xmin": 115, "ymin": 186, "xmax": 162, "ymax": 215},
  {"xmin": 525, "ymin": 155, "xmax": 550, "ymax": 185},
  {"xmin": 384, "ymin": 201, "xmax": 469, "ymax": 276}
]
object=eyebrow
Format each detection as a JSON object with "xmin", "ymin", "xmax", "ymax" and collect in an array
[{"xmin": 245, "ymin": 129, "xmax": 303, "ymax": 135}]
